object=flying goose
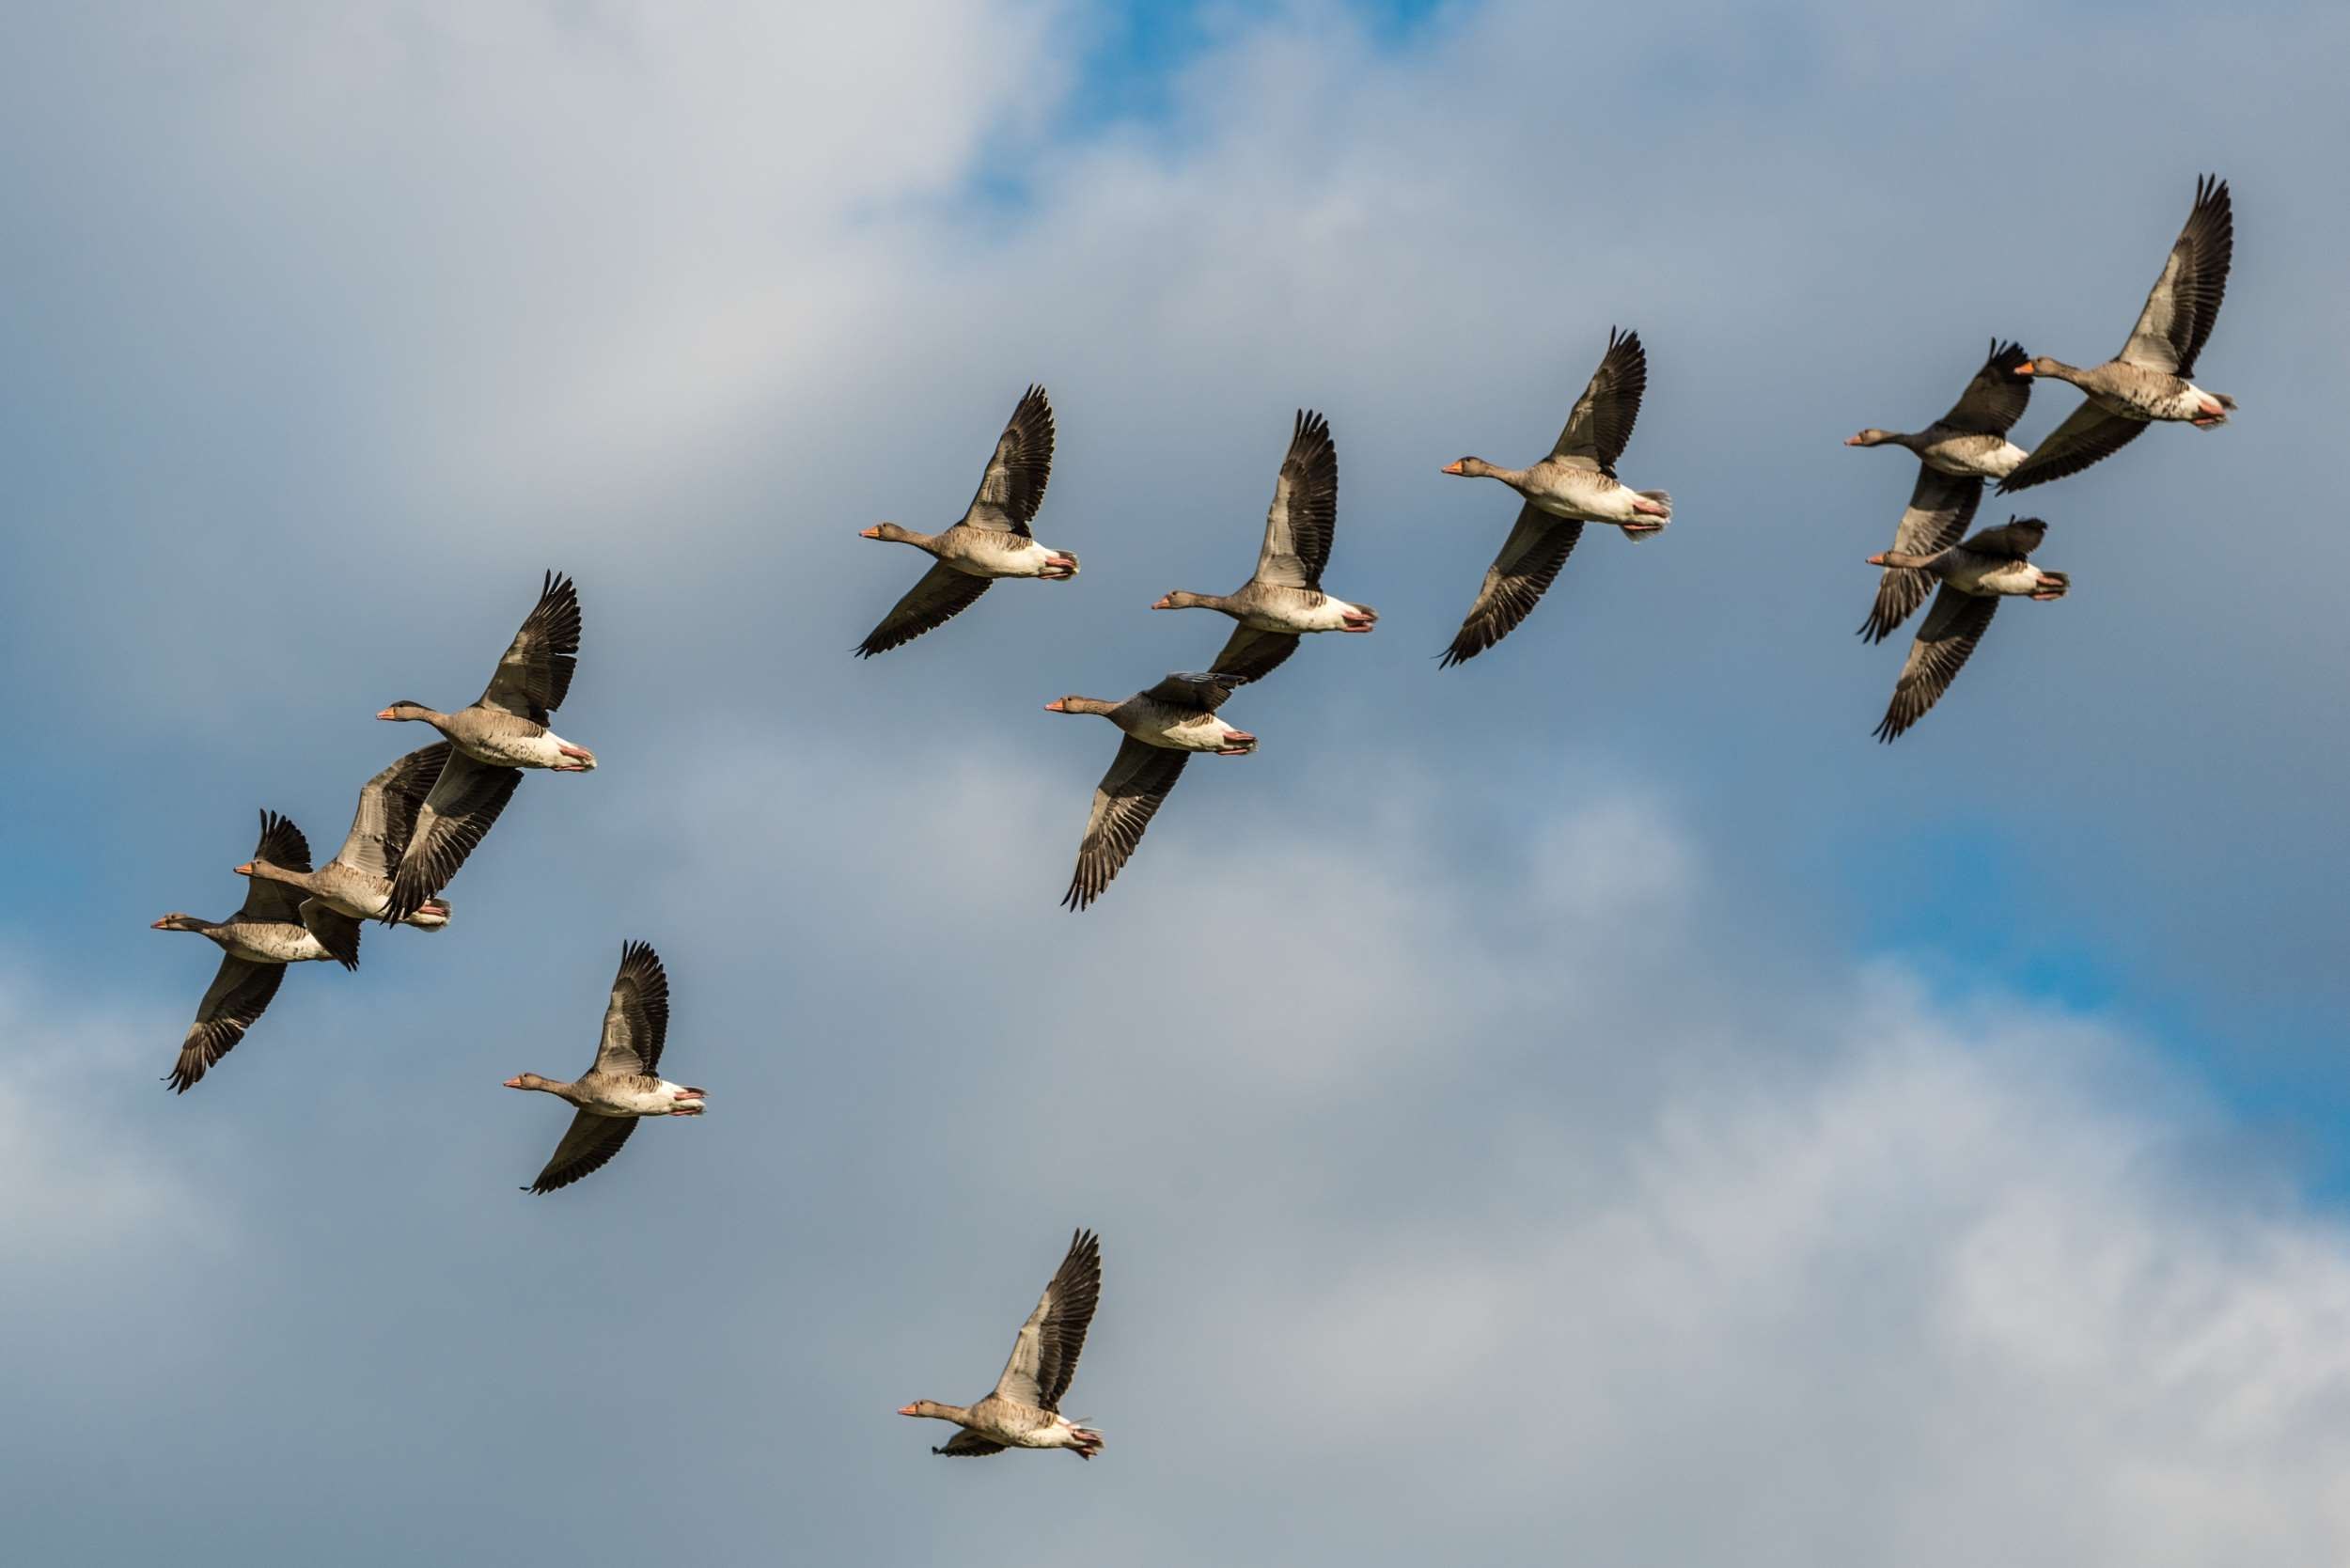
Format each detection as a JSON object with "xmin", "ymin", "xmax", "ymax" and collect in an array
[
  {"xmin": 377, "ymin": 571, "xmax": 592, "ymax": 923},
  {"xmin": 901, "ymin": 1229, "xmax": 1104, "ymax": 1461},
  {"xmin": 1048, "ymin": 672, "xmax": 1256, "ymax": 911},
  {"xmin": 1151, "ymin": 410, "xmax": 1374, "ymax": 682},
  {"xmin": 1869, "ymin": 518, "xmax": 2069, "ymax": 742},
  {"xmin": 154, "ymin": 811, "xmax": 355, "ymax": 1092},
  {"xmin": 2001, "ymin": 175, "xmax": 2234, "ymax": 493},
  {"xmin": 854, "ymin": 385, "xmax": 1072, "ymax": 657},
  {"xmin": 1438, "ymin": 327, "xmax": 1670, "ymax": 666},
  {"xmin": 1848, "ymin": 340, "xmax": 2034, "ymax": 641},
  {"xmin": 503, "ymin": 942, "xmax": 703, "ymax": 1194},
  {"xmin": 234, "ymin": 744, "xmax": 455, "ymax": 930}
]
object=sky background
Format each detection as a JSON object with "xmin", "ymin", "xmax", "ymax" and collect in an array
[{"xmin": 5, "ymin": 0, "xmax": 2349, "ymax": 1561}]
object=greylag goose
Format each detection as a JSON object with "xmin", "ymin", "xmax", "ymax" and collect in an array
[
  {"xmin": 377, "ymin": 571, "xmax": 592, "ymax": 923},
  {"xmin": 1151, "ymin": 410, "xmax": 1373, "ymax": 682},
  {"xmin": 1048, "ymin": 672, "xmax": 1255, "ymax": 911},
  {"xmin": 154, "ymin": 811, "xmax": 355, "ymax": 1092},
  {"xmin": 901, "ymin": 1229, "xmax": 1104, "ymax": 1460},
  {"xmin": 234, "ymin": 744, "xmax": 455, "ymax": 930},
  {"xmin": 1438, "ymin": 327, "xmax": 1669, "ymax": 666},
  {"xmin": 2000, "ymin": 176, "xmax": 2234, "ymax": 492},
  {"xmin": 503, "ymin": 942, "xmax": 703, "ymax": 1194},
  {"xmin": 1869, "ymin": 517, "xmax": 2069, "ymax": 742},
  {"xmin": 1849, "ymin": 340, "xmax": 2034, "ymax": 641},
  {"xmin": 854, "ymin": 385, "xmax": 1071, "ymax": 657}
]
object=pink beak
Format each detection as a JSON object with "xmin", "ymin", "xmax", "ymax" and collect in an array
[
  {"xmin": 1151, "ymin": 595, "xmax": 1173, "ymax": 610},
  {"xmin": 502, "ymin": 1076, "xmax": 525, "ymax": 1089}
]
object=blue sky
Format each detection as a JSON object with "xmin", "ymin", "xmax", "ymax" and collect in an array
[{"xmin": 6, "ymin": 1, "xmax": 2350, "ymax": 1563}]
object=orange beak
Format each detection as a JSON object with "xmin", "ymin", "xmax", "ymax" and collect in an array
[
  {"xmin": 1044, "ymin": 699, "xmax": 1067, "ymax": 712},
  {"xmin": 2013, "ymin": 362, "xmax": 2035, "ymax": 376},
  {"xmin": 1843, "ymin": 434, "xmax": 1864, "ymax": 446},
  {"xmin": 149, "ymin": 917, "xmax": 171, "ymax": 930},
  {"xmin": 232, "ymin": 862, "xmax": 254, "ymax": 876},
  {"xmin": 858, "ymin": 525, "xmax": 883, "ymax": 539},
  {"xmin": 502, "ymin": 1076, "xmax": 525, "ymax": 1089},
  {"xmin": 1865, "ymin": 553, "xmax": 1888, "ymax": 566},
  {"xmin": 1151, "ymin": 595, "xmax": 1173, "ymax": 610},
  {"xmin": 376, "ymin": 708, "xmax": 398, "ymax": 720},
  {"xmin": 898, "ymin": 1404, "xmax": 919, "ymax": 1417},
  {"xmin": 1440, "ymin": 460, "xmax": 1465, "ymax": 475}
]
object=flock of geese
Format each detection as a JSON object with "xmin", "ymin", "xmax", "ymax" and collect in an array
[{"xmin": 150, "ymin": 175, "xmax": 2236, "ymax": 1463}]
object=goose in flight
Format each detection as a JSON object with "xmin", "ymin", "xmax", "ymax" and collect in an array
[
  {"xmin": 1438, "ymin": 327, "xmax": 1670, "ymax": 666},
  {"xmin": 377, "ymin": 571, "xmax": 593, "ymax": 923},
  {"xmin": 155, "ymin": 811, "xmax": 355, "ymax": 1092},
  {"xmin": 234, "ymin": 744, "xmax": 456, "ymax": 930},
  {"xmin": 2001, "ymin": 176, "xmax": 2234, "ymax": 492},
  {"xmin": 901, "ymin": 1230, "xmax": 1104, "ymax": 1461},
  {"xmin": 1848, "ymin": 340, "xmax": 2034, "ymax": 641},
  {"xmin": 1047, "ymin": 672, "xmax": 1256, "ymax": 911},
  {"xmin": 1152, "ymin": 409, "xmax": 1373, "ymax": 682},
  {"xmin": 1869, "ymin": 518, "xmax": 2069, "ymax": 742},
  {"xmin": 503, "ymin": 942, "xmax": 704, "ymax": 1194},
  {"xmin": 854, "ymin": 385, "xmax": 1073, "ymax": 657}
]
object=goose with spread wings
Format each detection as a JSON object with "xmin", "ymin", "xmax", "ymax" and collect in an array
[
  {"xmin": 1847, "ymin": 340, "xmax": 2034, "ymax": 641},
  {"xmin": 1869, "ymin": 518, "xmax": 2070, "ymax": 742},
  {"xmin": 377, "ymin": 571, "xmax": 593, "ymax": 923},
  {"xmin": 233, "ymin": 744, "xmax": 456, "ymax": 931},
  {"xmin": 1151, "ymin": 410, "xmax": 1373, "ymax": 682},
  {"xmin": 503, "ymin": 942, "xmax": 704, "ymax": 1194},
  {"xmin": 1046, "ymin": 672, "xmax": 1256, "ymax": 911},
  {"xmin": 2001, "ymin": 175, "xmax": 2234, "ymax": 493},
  {"xmin": 1437, "ymin": 327, "xmax": 1671, "ymax": 666},
  {"xmin": 153, "ymin": 811, "xmax": 356, "ymax": 1093},
  {"xmin": 854, "ymin": 384, "xmax": 1073, "ymax": 657},
  {"xmin": 901, "ymin": 1230, "xmax": 1104, "ymax": 1460}
]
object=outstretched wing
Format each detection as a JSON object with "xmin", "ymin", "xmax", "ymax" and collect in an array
[
  {"xmin": 238, "ymin": 810, "xmax": 312, "ymax": 923},
  {"xmin": 1251, "ymin": 409, "xmax": 1339, "ymax": 590},
  {"xmin": 1997, "ymin": 402, "xmax": 2147, "ymax": 493},
  {"xmin": 524, "ymin": 1110, "xmax": 637, "ymax": 1195},
  {"xmin": 2119, "ymin": 174, "xmax": 2232, "ymax": 376},
  {"xmin": 1858, "ymin": 469, "xmax": 1982, "ymax": 643},
  {"xmin": 299, "ymin": 900, "xmax": 363, "ymax": 971},
  {"xmin": 384, "ymin": 752, "xmax": 523, "ymax": 922},
  {"xmin": 854, "ymin": 562, "xmax": 993, "ymax": 658},
  {"xmin": 1874, "ymin": 587, "xmax": 1999, "ymax": 743},
  {"xmin": 1959, "ymin": 516, "xmax": 2048, "ymax": 559},
  {"xmin": 1063, "ymin": 739, "xmax": 1190, "ymax": 912},
  {"xmin": 1207, "ymin": 624, "xmax": 1301, "ymax": 684},
  {"xmin": 1938, "ymin": 339, "xmax": 2032, "ymax": 434},
  {"xmin": 1138, "ymin": 670, "xmax": 1243, "ymax": 714},
  {"xmin": 992, "ymin": 1229, "xmax": 1103, "ymax": 1413},
  {"xmin": 1439, "ymin": 505, "xmax": 1583, "ymax": 667},
  {"xmin": 932, "ymin": 1431, "xmax": 1009, "ymax": 1458},
  {"xmin": 478, "ymin": 571, "xmax": 582, "ymax": 723},
  {"xmin": 1551, "ymin": 327, "xmax": 1647, "ymax": 476},
  {"xmin": 592, "ymin": 940, "xmax": 671, "ymax": 1077},
  {"xmin": 165, "ymin": 957, "xmax": 286, "ymax": 1094},
  {"xmin": 337, "ymin": 743, "xmax": 449, "ymax": 878},
  {"xmin": 961, "ymin": 384, "xmax": 1055, "ymax": 535}
]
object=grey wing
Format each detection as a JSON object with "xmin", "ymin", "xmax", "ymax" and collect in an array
[
  {"xmin": 932, "ymin": 1431, "xmax": 1009, "ymax": 1457},
  {"xmin": 478, "ymin": 571, "xmax": 582, "ymax": 722},
  {"xmin": 962, "ymin": 384, "xmax": 1055, "ymax": 535},
  {"xmin": 1251, "ymin": 409, "xmax": 1338, "ymax": 590},
  {"xmin": 1858, "ymin": 469, "xmax": 1982, "ymax": 643},
  {"xmin": 1938, "ymin": 339, "xmax": 2032, "ymax": 433},
  {"xmin": 1997, "ymin": 402, "xmax": 2148, "ymax": 493},
  {"xmin": 237, "ymin": 810, "xmax": 313, "ymax": 923},
  {"xmin": 299, "ymin": 900, "xmax": 363, "ymax": 971},
  {"xmin": 592, "ymin": 940, "xmax": 671, "ymax": 1076},
  {"xmin": 166, "ymin": 957, "xmax": 286, "ymax": 1094},
  {"xmin": 992, "ymin": 1229, "xmax": 1103, "ymax": 1412},
  {"xmin": 1062, "ymin": 740, "xmax": 1191, "ymax": 912},
  {"xmin": 1439, "ymin": 504, "xmax": 1584, "ymax": 667},
  {"xmin": 1138, "ymin": 671, "xmax": 1243, "ymax": 713},
  {"xmin": 1208, "ymin": 624, "xmax": 1301, "ymax": 684},
  {"xmin": 1959, "ymin": 516, "xmax": 2047, "ymax": 559},
  {"xmin": 854, "ymin": 561, "xmax": 993, "ymax": 657},
  {"xmin": 1551, "ymin": 326, "xmax": 1647, "ymax": 476},
  {"xmin": 338, "ymin": 743, "xmax": 450, "ymax": 878},
  {"xmin": 1874, "ymin": 588, "xmax": 1999, "ymax": 743},
  {"xmin": 384, "ymin": 751, "xmax": 523, "ymax": 922},
  {"xmin": 2120, "ymin": 175, "xmax": 2232, "ymax": 376},
  {"xmin": 524, "ymin": 1110, "xmax": 638, "ymax": 1195}
]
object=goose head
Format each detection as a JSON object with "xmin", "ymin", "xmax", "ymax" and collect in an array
[
  {"xmin": 376, "ymin": 700, "xmax": 438, "ymax": 724},
  {"xmin": 859, "ymin": 523, "xmax": 914, "ymax": 543},
  {"xmin": 1845, "ymin": 429, "xmax": 1899, "ymax": 447},
  {"xmin": 1440, "ymin": 457, "xmax": 1496, "ymax": 478},
  {"xmin": 503, "ymin": 1073, "xmax": 556, "ymax": 1091},
  {"xmin": 150, "ymin": 913, "xmax": 207, "ymax": 933},
  {"xmin": 1152, "ymin": 590, "xmax": 1209, "ymax": 611}
]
